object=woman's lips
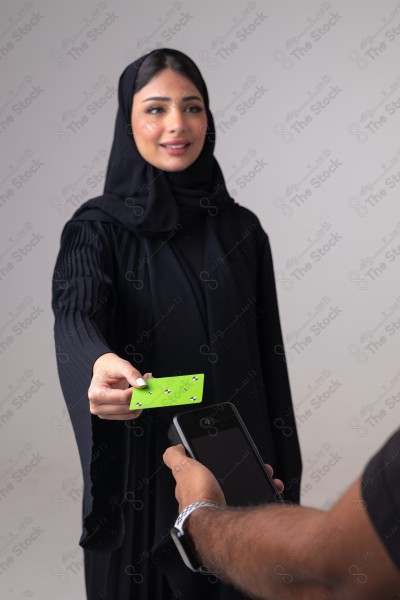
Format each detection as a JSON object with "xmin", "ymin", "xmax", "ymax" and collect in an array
[{"xmin": 160, "ymin": 142, "xmax": 192, "ymax": 156}]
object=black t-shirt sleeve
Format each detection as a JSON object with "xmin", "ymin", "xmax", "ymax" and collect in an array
[{"xmin": 362, "ymin": 428, "xmax": 400, "ymax": 569}]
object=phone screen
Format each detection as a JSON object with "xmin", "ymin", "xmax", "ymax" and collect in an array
[{"xmin": 190, "ymin": 427, "xmax": 279, "ymax": 505}]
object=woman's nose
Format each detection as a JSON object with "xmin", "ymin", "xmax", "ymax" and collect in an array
[{"xmin": 166, "ymin": 108, "xmax": 186, "ymax": 132}]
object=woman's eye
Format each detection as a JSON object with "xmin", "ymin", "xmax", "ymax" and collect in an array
[
  {"xmin": 185, "ymin": 106, "xmax": 203, "ymax": 113},
  {"xmin": 146, "ymin": 106, "xmax": 164, "ymax": 115},
  {"xmin": 145, "ymin": 105, "xmax": 203, "ymax": 115}
]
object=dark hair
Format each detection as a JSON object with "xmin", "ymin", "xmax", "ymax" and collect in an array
[{"xmin": 133, "ymin": 48, "xmax": 208, "ymax": 103}]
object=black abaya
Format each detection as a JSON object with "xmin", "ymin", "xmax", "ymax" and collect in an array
[{"xmin": 52, "ymin": 49, "xmax": 302, "ymax": 599}]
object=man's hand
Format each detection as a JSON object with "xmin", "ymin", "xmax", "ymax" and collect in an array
[
  {"xmin": 163, "ymin": 445, "xmax": 284, "ymax": 512},
  {"xmin": 163, "ymin": 445, "xmax": 226, "ymax": 512}
]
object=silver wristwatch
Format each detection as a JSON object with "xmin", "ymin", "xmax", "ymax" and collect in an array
[{"xmin": 171, "ymin": 501, "xmax": 219, "ymax": 571}]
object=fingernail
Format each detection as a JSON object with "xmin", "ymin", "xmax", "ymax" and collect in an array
[
  {"xmin": 136, "ymin": 378, "xmax": 147, "ymax": 387},
  {"xmin": 148, "ymin": 372, "xmax": 153, "ymax": 378}
]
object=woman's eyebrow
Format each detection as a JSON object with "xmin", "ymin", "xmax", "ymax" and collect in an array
[{"xmin": 142, "ymin": 95, "xmax": 202, "ymax": 103}]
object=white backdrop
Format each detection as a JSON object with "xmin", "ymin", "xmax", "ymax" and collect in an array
[{"xmin": 1, "ymin": 0, "xmax": 399, "ymax": 597}]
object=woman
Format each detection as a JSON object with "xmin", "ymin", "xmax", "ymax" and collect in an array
[{"xmin": 52, "ymin": 48, "xmax": 302, "ymax": 599}]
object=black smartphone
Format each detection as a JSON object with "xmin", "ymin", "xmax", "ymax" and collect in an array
[{"xmin": 168, "ymin": 402, "xmax": 284, "ymax": 505}]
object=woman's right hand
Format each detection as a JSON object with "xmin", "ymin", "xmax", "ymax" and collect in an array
[{"xmin": 88, "ymin": 352, "xmax": 151, "ymax": 420}]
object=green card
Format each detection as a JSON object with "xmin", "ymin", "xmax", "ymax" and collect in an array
[{"xmin": 130, "ymin": 374, "xmax": 204, "ymax": 410}]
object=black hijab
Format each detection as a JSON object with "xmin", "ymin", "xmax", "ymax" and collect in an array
[{"xmin": 73, "ymin": 48, "xmax": 234, "ymax": 235}]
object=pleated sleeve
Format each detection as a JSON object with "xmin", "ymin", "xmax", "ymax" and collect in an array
[
  {"xmin": 256, "ymin": 228, "xmax": 302, "ymax": 503},
  {"xmin": 52, "ymin": 220, "xmax": 129, "ymax": 551}
]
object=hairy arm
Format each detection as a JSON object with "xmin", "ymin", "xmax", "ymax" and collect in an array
[{"xmin": 164, "ymin": 446, "xmax": 400, "ymax": 599}]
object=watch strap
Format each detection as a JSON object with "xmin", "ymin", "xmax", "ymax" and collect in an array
[{"xmin": 174, "ymin": 501, "xmax": 219, "ymax": 534}]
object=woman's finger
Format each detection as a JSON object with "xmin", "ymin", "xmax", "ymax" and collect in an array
[
  {"xmin": 97, "ymin": 410, "xmax": 143, "ymax": 421},
  {"xmin": 88, "ymin": 386, "xmax": 133, "ymax": 405},
  {"xmin": 92, "ymin": 353, "xmax": 147, "ymax": 388}
]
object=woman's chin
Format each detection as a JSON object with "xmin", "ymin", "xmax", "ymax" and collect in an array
[{"xmin": 157, "ymin": 158, "xmax": 196, "ymax": 172}]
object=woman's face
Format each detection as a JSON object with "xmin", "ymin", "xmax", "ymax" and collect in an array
[{"xmin": 131, "ymin": 68, "xmax": 208, "ymax": 172}]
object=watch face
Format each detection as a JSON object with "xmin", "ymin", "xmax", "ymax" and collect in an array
[{"xmin": 171, "ymin": 527, "xmax": 200, "ymax": 572}]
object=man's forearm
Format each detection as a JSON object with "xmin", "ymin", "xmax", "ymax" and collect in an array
[
  {"xmin": 188, "ymin": 503, "xmax": 335, "ymax": 599},
  {"xmin": 164, "ymin": 445, "xmax": 400, "ymax": 597},
  {"xmin": 186, "ymin": 477, "xmax": 400, "ymax": 600}
]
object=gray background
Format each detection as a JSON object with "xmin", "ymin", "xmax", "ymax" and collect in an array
[{"xmin": 1, "ymin": 0, "xmax": 399, "ymax": 597}]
